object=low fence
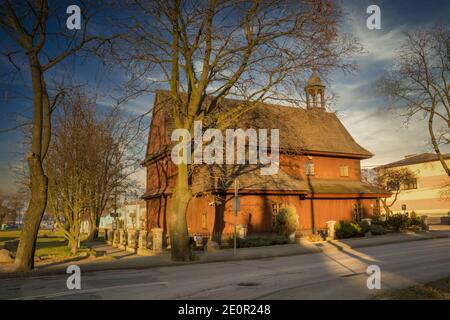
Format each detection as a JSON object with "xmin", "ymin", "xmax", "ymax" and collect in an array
[{"xmin": 426, "ymin": 216, "xmax": 450, "ymax": 225}]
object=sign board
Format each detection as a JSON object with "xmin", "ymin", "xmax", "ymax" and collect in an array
[
  {"xmin": 233, "ymin": 197, "xmax": 240, "ymax": 213},
  {"xmin": 401, "ymin": 204, "xmax": 407, "ymax": 211}
]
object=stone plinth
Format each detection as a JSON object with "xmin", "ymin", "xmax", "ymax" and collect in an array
[
  {"xmin": 421, "ymin": 215, "xmax": 429, "ymax": 229},
  {"xmin": 237, "ymin": 224, "xmax": 248, "ymax": 239},
  {"xmin": 151, "ymin": 228, "xmax": 163, "ymax": 253},
  {"xmin": 106, "ymin": 228, "xmax": 113, "ymax": 245},
  {"xmin": 118, "ymin": 229, "xmax": 127, "ymax": 250},
  {"xmin": 126, "ymin": 229, "xmax": 138, "ymax": 253},
  {"xmin": 326, "ymin": 220, "xmax": 336, "ymax": 240},
  {"xmin": 137, "ymin": 230, "xmax": 152, "ymax": 255},
  {"xmin": 112, "ymin": 230, "xmax": 120, "ymax": 247}
]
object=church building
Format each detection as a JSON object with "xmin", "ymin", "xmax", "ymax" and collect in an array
[{"xmin": 142, "ymin": 73, "xmax": 389, "ymax": 239}]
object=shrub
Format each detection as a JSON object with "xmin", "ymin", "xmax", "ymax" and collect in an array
[
  {"xmin": 409, "ymin": 212, "xmax": 428, "ymax": 231},
  {"xmin": 369, "ymin": 224, "xmax": 387, "ymax": 235},
  {"xmin": 359, "ymin": 220, "xmax": 371, "ymax": 234},
  {"xmin": 335, "ymin": 221, "xmax": 364, "ymax": 239},
  {"xmin": 385, "ymin": 214, "xmax": 410, "ymax": 231},
  {"xmin": 307, "ymin": 233, "xmax": 323, "ymax": 242},
  {"xmin": 274, "ymin": 206, "xmax": 299, "ymax": 236},
  {"xmin": 226, "ymin": 233, "xmax": 289, "ymax": 248},
  {"xmin": 371, "ymin": 213, "xmax": 387, "ymax": 228}
]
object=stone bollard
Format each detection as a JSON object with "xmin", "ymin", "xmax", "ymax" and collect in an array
[
  {"xmin": 237, "ymin": 224, "xmax": 248, "ymax": 239},
  {"xmin": 361, "ymin": 218, "xmax": 373, "ymax": 236},
  {"xmin": 126, "ymin": 229, "xmax": 138, "ymax": 253},
  {"xmin": 112, "ymin": 230, "xmax": 120, "ymax": 247},
  {"xmin": 137, "ymin": 230, "xmax": 152, "ymax": 255},
  {"xmin": 118, "ymin": 229, "xmax": 127, "ymax": 250},
  {"xmin": 151, "ymin": 228, "xmax": 163, "ymax": 253},
  {"xmin": 326, "ymin": 220, "xmax": 336, "ymax": 240},
  {"xmin": 106, "ymin": 228, "xmax": 113, "ymax": 245},
  {"xmin": 421, "ymin": 215, "xmax": 429, "ymax": 230}
]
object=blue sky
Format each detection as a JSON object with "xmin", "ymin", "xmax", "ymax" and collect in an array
[{"xmin": 1, "ymin": 0, "xmax": 449, "ymax": 192}]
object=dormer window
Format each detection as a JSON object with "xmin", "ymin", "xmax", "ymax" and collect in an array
[
  {"xmin": 305, "ymin": 163, "xmax": 315, "ymax": 176},
  {"xmin": 340, "ymin": 165, "xmax": 349, "ymax": 177}
]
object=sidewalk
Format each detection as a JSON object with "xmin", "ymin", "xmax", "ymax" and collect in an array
[{"xmin": 1, "ymin": 229, "xmax": 449, "ymax": 279}]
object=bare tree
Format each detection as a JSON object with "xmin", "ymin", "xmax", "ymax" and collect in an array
[
  {"xmin": 46, "ymin": 89, "xmax": 141, "ymax": 252},
  {"xmin": 379, "ymin": 25, "xmax": 450, "ymax": 176},
  {"xmin": 46, "ymin": 92, "xmax": 93, "ymax": 254},
  {"xmin": 374, "ymin": 168, "xmax": 417, "ymax": 217},
  {"xmin": 114, "ymin": 0, "xmax": 361, "ymax": 260},
  {"xmin": 84, "ymin": 100, "xmax": 143, "ymax": 240},
  {"xmin": 0, "ymin": 0, "xmax": 118, "ymax": 270}
]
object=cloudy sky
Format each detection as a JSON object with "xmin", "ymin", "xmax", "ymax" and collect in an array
[
  {"xmin": 0, "ymin": 0, "xmax": 449, "ymax": 193},
  {"xmin": 331, "ymin": 0, "xmax": 450, "ymax": 169}
]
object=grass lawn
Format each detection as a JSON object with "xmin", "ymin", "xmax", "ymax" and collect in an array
[
  {"xmin": 0, "ymin": 229, "xmax": 93, "ymax": 263},
  {"xmin": 374, "ymin": 277, "xmax": 450, "ymax": 300}
]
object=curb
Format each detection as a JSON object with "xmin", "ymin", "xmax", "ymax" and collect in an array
[{"xmin": 318, "ymin": 232, "xmax": 450, "ymax": 253}]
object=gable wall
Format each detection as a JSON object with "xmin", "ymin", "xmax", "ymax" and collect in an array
[{"xmin": 280, "ymin": 154, "xmax": 361, "ymax": 180}]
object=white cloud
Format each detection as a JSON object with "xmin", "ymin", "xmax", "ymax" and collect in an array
[
  {"xmin": 355, "ymin": 27, "xmax": 405, "ymax": 62},
  {"xmin": 338, "ymin": 108, "xmax": 445, "ymax": 168}
]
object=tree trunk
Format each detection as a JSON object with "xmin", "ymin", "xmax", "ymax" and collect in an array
[
  {"xmin": 168, "ymin": 163, "xmax": 192, "ymax": 261},
  {"xmin": 14, "ymin": 154, "xmax": 48, "ymax": 271},
  {"xmin": 86, "ymin": 228, "xmax": 99, "ymax": 241},
  {"xmin": 381, "ymin": 199, "xmax": 391, "ymax": 218},
  {"xmin": 86, "ymin": 214, "xmax": 99, "ymax": 241},
  {"xmin": 428, "ymin": 106, "xmax": 450, "ymax": 176},
  {"xmin": 69, "ymin": 238, "xmax": 78, "ymax": 255},
  {"xmin": 14, "ymin": 54, "xmax": 50, "ymax": 272}
]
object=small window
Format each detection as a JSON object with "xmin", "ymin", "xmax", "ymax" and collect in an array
[
  {"xmin": 340, "ymin": 165, "xmax": 349, "ymax": 177},
  {"xmin": 404, "ymin": 179, "xmax": 418, "ymax": 190},
  {"xmin": 272, "ymin": 203, "xmax": 283, "ymax": 227},
  {"xmin": 201, "ymin": 212, "xmax": 207, "ymax": 230},
  {"xmin": 304, "ymin": 163, "xmax": 315, "ymax": 176}
]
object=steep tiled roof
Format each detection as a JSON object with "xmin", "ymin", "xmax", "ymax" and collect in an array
[{"xmin": 150, "ymin": 90, "xmax": 373, "ymax": 158}]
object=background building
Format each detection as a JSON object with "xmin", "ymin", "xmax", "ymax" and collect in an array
[{"xmin": 377, "ymin": 153, "xmax": 450, "ymax": 217}]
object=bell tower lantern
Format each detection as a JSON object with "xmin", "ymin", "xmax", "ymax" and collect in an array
[{"xmin": 305, "ymin": 71, "xmax": 325, "ymax": 110}]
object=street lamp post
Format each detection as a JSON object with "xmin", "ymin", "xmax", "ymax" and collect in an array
[{"xmin": 233, "ymin": 180, "xmax": 240, "ymax": 256}]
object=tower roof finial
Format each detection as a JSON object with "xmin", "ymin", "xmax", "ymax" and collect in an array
[{"xmin": 306, "ymin": 69, "xmax": 324, "ymax": 88}]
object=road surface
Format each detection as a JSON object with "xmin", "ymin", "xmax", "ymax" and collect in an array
[{"xmin": 1, "ymin": 237, "xmax": 450, "ymax": 300}]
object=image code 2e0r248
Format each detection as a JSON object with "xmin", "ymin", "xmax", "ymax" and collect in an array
[{"xmin": 221, "ymin": 304, "xmax": 270, "ymax": 315}]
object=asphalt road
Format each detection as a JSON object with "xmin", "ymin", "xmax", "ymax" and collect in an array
[{"xmin": 1, "ymin": 237, "xmax": 450, "ymax": 300}]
